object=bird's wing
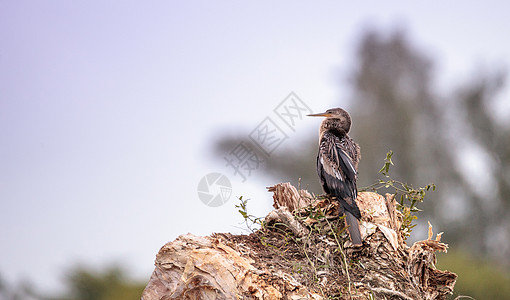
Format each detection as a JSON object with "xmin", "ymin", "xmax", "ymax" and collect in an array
[{"xmin": 317, "ymin": 133, "xmax": 360, "ymax": 219}]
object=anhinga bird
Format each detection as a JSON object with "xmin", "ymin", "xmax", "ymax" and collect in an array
[{"xmin": 308, "ymin": 108, "xmax": 362, "ymax": 245}]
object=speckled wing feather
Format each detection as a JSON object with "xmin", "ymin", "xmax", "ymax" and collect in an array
[{"xmin": 317, "ymin": 131, "xmax": 361, "ymax": 219}]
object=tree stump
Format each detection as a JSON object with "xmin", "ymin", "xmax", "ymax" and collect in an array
[{"xmin": 141, "ymin": 183, "xmax": 456, "ymax": 299}]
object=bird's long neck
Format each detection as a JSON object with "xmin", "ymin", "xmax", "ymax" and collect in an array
[{"xmin": 319, "ymin": 118, "xmax": 350, "ymax": 140}]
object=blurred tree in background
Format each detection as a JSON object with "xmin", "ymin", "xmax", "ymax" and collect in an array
[
  {"xmin": 0, "ymin": 272, "xmax": 41, "ymax": 300},
  {"xmin": 59, "ymin": 265, "xmax": 145, "ymax": 300},
  {"xmin": 215, "ymin": 28, "xmax": 510, "ymax": 298},
  {"xmin": 348, "ymin": 29, "xmax": 510, "ymax": 263},
  {"xmin": 0, "ymin": 266, "xmax": 145, "ymax": 300}
]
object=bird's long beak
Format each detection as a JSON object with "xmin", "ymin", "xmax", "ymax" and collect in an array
[{"xmin": 307, "ymin": 112, "xmax": 331, "ymax": 117}]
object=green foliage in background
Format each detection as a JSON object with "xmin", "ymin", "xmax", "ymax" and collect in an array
[
  {"xmin": 437, "ymin": 249, "xmax": 510, "ymax": 300},
  {"xmin": 0, "ymin": 265, "xmax": 146, "ymax": 300},
  {"xmin": 61, "ymin": 265, "xmax": 145, "ymax": 300}
]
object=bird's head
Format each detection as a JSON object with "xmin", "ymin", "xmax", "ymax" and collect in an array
[
  {"xmin": 308, "ymin": 108, "xmax": 352, "ymax": 133},
  {"xmin": 308, "ymin": 108, "xmax": 349, "ymax": 119}
]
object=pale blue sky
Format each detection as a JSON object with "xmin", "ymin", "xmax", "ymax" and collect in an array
[{"xmin": 1, "ymin": 1, "xmax": 509, "ymax": 293}]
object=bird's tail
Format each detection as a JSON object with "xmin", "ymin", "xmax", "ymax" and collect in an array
[{"xmin": 345, "ymin": 211, "xmax": 362, "ymax": 246}]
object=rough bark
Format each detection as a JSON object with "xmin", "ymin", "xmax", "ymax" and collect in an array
[{"xmin": 141, "ymin": 183, "xmax": 457, "ymax": 299}]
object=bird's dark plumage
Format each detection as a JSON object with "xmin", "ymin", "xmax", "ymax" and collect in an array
[{"xmin": 309, "ymin": 108, "xmax": 362, "ymax": 245}]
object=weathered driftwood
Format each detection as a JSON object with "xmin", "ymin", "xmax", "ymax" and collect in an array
[
  {"xmin": 267, "ymin": 182, "xmax": 313, "ymax": 212},
  {"xmin": 141, "ymin": 183, "xmax": 457, "ymax": 299},
  {"xmin": 141, "ymin": 233, "xmax": 323, "ymax": 300}
]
